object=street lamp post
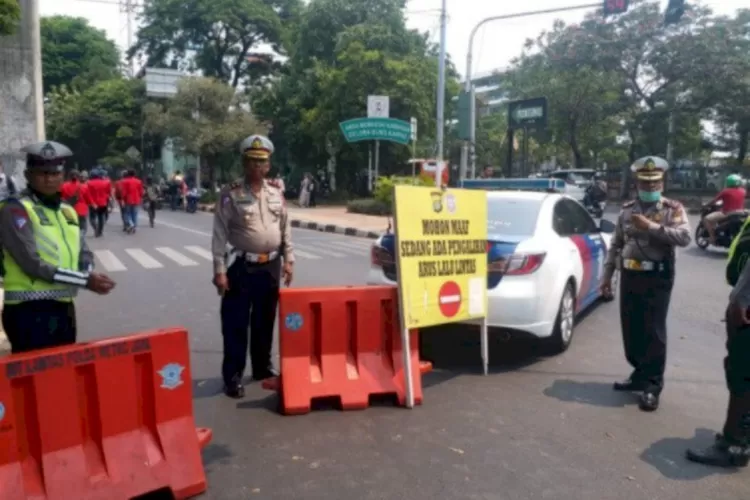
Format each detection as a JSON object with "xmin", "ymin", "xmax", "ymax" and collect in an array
[{"xmin": 461, "ymin": 3, "xmax": 600, "ymax": 182}]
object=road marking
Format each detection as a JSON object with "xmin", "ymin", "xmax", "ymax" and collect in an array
[
  {"xmin": 293, "ymin": 248, "xmax": 322, "ymax": 260},
  {"xmin": 94, "ymin": 250, "xmax": 127, "ymax": 272},
  {"xmin": 184, "ymin": 245, "xmax": 213, "ymax": 261},
  {"xmin": 333, "ymin": 240, "xmax": 372, "ymax": 252},
  {"xmin": 155, "ymin": 219, "xmax": 211, "ymax": 237},
  {"xmin": 125, "ymin": 248, "xmax": 163, "ymax": 269},
  {"xmin": 155, "ymin": 247, "xmax": 199, "ymax": 266},
  {"xmin": 304, "ymin": 244, "xmax": 346, "ymax": 258}
]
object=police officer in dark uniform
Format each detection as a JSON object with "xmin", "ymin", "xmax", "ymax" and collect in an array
[
  {"xmin": 685, "ymin": 234, "xmax": 750, "ymax": 467},
  {"xmin": 600, "ymin": 156, "xmax": 691, "ymax": 412},
  {"xmin": 0, "ymin": 141, "xmax": 116, "ymax": 353},
  {"xmin": 211, "ymin": 135, "xmax": 295, "ymax": 398}
]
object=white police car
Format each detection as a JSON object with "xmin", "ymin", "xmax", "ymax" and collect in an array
[{"xmin": 368, "ymin": 178, "xmax": 617, "ymax": 353}]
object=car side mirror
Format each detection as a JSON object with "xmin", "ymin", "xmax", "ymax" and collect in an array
[{"xmin": 599, "ymin": 219, "xmax": 616, "ymax": 233}]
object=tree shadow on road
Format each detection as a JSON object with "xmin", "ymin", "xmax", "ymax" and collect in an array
[
  {"xmin": 543, "ymin": 379, "xmax": 639, "ymax": 408},
  {"xmin": 640, "ymin": 428, "xmax": 738, "ymax": 480}
]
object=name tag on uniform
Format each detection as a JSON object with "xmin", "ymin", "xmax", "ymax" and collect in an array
[{"xmin": 268, "ymin": 198, "xmax": 282, "ymax": 212}]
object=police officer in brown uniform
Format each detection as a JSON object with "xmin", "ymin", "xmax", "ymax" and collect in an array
[
  {"xmin": 211, "ymin": 135, "xmax": 294, "ymax": 398},
  {"xmin": 600, "ymin": 156, "xmax": 691, "ymax": 412}
]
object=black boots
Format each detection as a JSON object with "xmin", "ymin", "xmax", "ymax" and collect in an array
[
  {"xmin": 685, "ymin": 433, "xmax": 749, "ymax": 468},
  {"xmin": 687, "ymin": 395, "xmax": 750, "ymax": 468}
]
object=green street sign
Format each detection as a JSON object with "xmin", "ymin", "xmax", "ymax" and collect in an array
[
  {"xmin": 508, "ymin": 97, "xmax": 548, "ymax": 129},
  {"xmin": 339, "ymin": 118, "xmax": 411, "ymax": 145}
]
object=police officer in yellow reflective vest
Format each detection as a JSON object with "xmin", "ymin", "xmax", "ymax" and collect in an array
[
  {"xmin": 686, "ymin": 213, "xmax": 750, "ymax": 467},
  {"xmin": 0, "ymin": 141, "xmax": 116, "ymax": 354}
]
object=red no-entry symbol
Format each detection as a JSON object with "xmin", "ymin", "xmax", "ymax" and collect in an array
[{"xmin": 438, "ymin": 281, "xmax": 462, "ymax": 318}]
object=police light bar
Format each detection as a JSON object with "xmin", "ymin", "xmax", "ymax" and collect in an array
[{"xmin": 460, "ymin": 178, "xmax": 566, "ymax": 193}]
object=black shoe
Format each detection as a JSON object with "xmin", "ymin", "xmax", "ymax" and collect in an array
[
  {"xmin": 613, "ymin": 378, "xmax": 646, "ymax": 392},
  {"xmin": 223, "ymin": 382, "xmax": 245, "ymax": 399},
  {"xmin": 252, "ymin": 369, "xmax": 278, "ymax": 381},
  {"xmin": 686, "ymin": 434, "xmax": 750, "ymax": 468},
  {"xmin": 639, "ymin": 391, "xmax": 660, "ymax": 412}
]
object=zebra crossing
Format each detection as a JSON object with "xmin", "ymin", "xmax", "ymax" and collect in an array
[{"xmin": 91, "ymin": 238, "xmax": 373, "ymax": 272}]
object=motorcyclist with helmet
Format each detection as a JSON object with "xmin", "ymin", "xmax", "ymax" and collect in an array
[{"xmin": 704, "ymin": 174, "xmax": 747, "ymax": 245}]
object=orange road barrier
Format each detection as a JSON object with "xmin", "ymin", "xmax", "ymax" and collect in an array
[
  {"xmin": 262, "ymin": 285, "xmax": 432, "ymax": 415},
  {"xmin": 0, "ymin": 328, "xmax": 212, "ymax": 500}
]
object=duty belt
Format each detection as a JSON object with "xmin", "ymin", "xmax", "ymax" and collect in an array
[
  {"xmin": 4, "ymin": 288, "xmax": 78, "ymax": 302},
  {"xmin": 622, "ymin": 259, "xmax": 665, "ymax": 272},
  {"xmin": 227, "ymin": 248, "xmax": 279, "ymax": 267}
]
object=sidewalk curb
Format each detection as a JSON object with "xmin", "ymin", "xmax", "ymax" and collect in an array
[
  {"xmin": 290, "ymin": 220, "xmax": 381, "ymax": 239},
  {"xmin": 200, "ymin": 204, "xmax": 383, "ymax": 239}
]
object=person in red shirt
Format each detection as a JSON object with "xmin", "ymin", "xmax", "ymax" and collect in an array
[
  {"xmin": 121, "ymin": 169, "xmax": 144, "ymax": 233},
  {"xmin": 705, "ymin": 174, "xmax": 747, "ymax": 244},
  {"xmin": 87, "ymin": 171, "xmax": 112, "ymax": 237},
  {"xmin": 60, "ymin": 170, "xmax": 94, "ymax": 235},
  {"xmin": 114, "ymin": 172, "xmax": 128, "ymax": 231}
]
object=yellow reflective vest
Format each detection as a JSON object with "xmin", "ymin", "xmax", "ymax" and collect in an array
[{"xmin": 3, "ymin": 196, "xmax": 81, "ymax": 304}]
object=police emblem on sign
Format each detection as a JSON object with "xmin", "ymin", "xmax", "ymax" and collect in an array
[{"xmin": 157, "ymin": 363, "xmax": 185, "ymax": 390}]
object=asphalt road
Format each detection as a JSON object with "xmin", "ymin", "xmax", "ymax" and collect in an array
[{"xmin": 73, "ymin": 208, "xmax": 750, "ymax": 500}]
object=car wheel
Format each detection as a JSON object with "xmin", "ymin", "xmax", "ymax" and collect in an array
[
  {"xmin": 546, "ymin": 282, "xmax": 576, "ymax": 354},
  {"xmin": 695, "ymin": 223, "xmax": 710, "ymax": 250}
]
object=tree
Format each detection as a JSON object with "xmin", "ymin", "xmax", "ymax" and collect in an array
[
  {"xmin": 143, "ymin": 77, "xmax": 265, "ymax": 183},
  {"xmin": 0, "ymin": 0, "xmax": 20, "ymax": 36},
  {"xmin": 41, "ymin": 16, "xmax": 121, "ymax": 94},
  {"xmin": 45, "ymin": 78, "xmax": 145, "ymax": 169},
  {"xmin": 552, "ymin": 0, "xmax": 717, "ymax": 161},
  {"xmin": 506, "ymin": 20, "xmax": 624, "ymax": 168},
  {"xmin": 707, "ymin": 10, "xmax": 750, "ymax": 164},
  {"xmin": 252, "ymin": 0, "xmax": 459, "ymax": 194},
  {"xmin": 129, "ymin": 0, "xmax": 301, "ymax": 88}
]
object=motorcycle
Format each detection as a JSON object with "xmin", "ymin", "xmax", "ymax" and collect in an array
[
  {"xmin": 185, "ymin": 188, "xmax": 204, "ymax": 213},
  {"xmin": 695, "ymin": 200, "xmax": 749, "ymax": 250},
  {"xmin": 584, "ymin": 198, "xmax": 605, "ymax": 218},
  {"xmin": 582, "ymin": 184, "xmax": 606, "ymax": 218}
]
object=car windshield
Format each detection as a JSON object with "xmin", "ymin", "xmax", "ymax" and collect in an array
[{"xmin": 487, "ymin": 197, "xmax": 541, "ymax": 237}]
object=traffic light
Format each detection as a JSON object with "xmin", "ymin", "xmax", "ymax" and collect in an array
[
  {"xmin": 602, "ymin": 0, "xmax": 629, "ymax": 16},
  {"xmin": 664, "ymin": 0, "xmax": 685, "ymax": 26}
]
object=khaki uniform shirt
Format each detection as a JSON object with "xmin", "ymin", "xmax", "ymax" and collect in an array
[
  {"xmin": 211, "ymin": 179, "xmax": 294, "ymax": 274},
  {"xmin": 603, "ymin": 197, "xmax": 691, "ymax": 280}
]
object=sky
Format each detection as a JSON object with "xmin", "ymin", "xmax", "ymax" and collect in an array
[{"xmin": 39, "ymin": 0, "xmax": 745, "ymax": 79}]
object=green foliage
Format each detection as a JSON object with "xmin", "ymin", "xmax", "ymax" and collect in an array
[
  {"xmin": 0, "ymin": 0, "xmax": 20, "ymax": 36},
  {"xmin": 251, "ymin": 0, "xmax": 459, "ymax": 194},
  {"xmin": 346, "ymin": 198, "xmax": 391, "ymax": 216},
  {"xmin": 143, "ymin": 77, "xmax": 265, "ymax": 182},
  {"xmin": 373, "ymin": 174, "xmax": 434, "ymax": 205},
  {"xmin": 45, "ymin": 78, "xmax": 145, "ymax": 169},
  {"xmin": 129, "ymin": 0, "xmax": 302, "ymax": 88},
  {"xmin": 200, "ymin": 190, "xmax": 218, "ymax": 203},
  {"xmin": 41, "ymin": 16, "xmax": 121, "ymax": 94}
]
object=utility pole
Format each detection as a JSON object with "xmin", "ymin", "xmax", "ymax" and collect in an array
[
  {"xmin": 119, "ymin": 0, "xmax": 137, "ymax": 77},
  {"xmin": 435, "ymin": 0, "xmax": 447, "ymax": 163},
  {"xmin": 460, "ymin": 3, "xmax": 603, "ymax": 183}
]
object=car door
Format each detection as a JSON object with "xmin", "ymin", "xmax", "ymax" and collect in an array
[{"xmin": 561, "ymin": 199, "xmax": 605, "ymax": 309}]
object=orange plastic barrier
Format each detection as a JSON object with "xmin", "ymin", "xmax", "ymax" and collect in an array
[
  {"xmin": 262, "ymin": 285, "xmax": 431, "ymax": 415},
  {"xmin": 0, "ymin": 327, "xmax": 213, "ymax": 500}
]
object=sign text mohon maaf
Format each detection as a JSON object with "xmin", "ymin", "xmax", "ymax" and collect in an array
[{"xmin": 393, "ymin": 185, "xmax": 488, "ymax": 329}]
